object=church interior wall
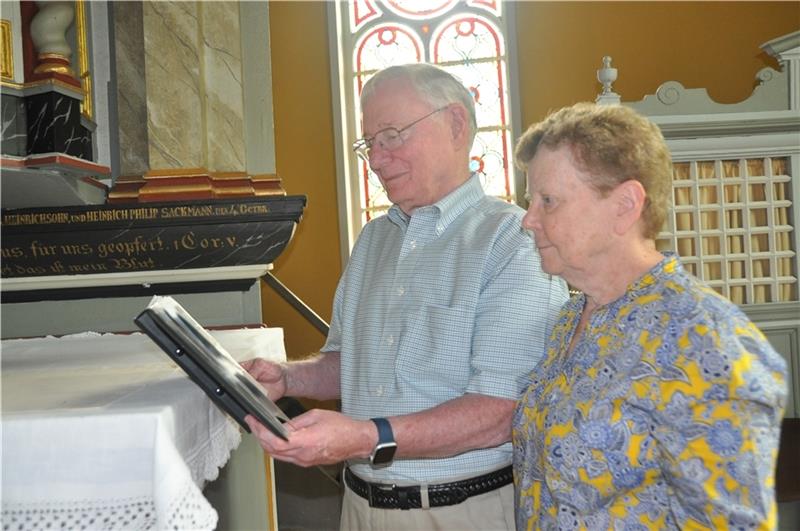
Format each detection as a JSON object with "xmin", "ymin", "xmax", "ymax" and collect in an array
[{"xmin": 264, "ymin": 1, "xmax": 800, "ymax": 365}]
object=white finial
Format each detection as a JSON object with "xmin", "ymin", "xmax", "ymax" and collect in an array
[{"xmin": 596, "ymin": 56, "xmax": 621, "ymax": 105}]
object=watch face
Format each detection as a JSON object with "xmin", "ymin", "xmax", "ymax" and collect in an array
[{"xmin": 371, "ymin": 442, "xmax": 397, "ymax": 466}]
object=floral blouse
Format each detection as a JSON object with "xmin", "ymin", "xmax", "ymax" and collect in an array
[{"xmin": 513, "ymin": 254, "xmax": 787, "ymax": 530}]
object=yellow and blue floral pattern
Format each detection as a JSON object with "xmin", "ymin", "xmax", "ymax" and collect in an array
[{"xmin": 513, "ymin": 254, "xmax": 787, "ymax": 530}]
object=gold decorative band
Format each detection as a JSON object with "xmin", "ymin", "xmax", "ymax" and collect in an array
[
  {"xmin": 34, "ymin": 53, "xmax": 75, "ymax": 77},
  {"xmin": 0, "ymin": 76, "xmax": 85, "ymax": 96},
  {"xmin": 109, "ymin": 168, "xmax": 286, "ymax": 203},
  {"xmin": 1, "ymin": 19, "xmax": 13, "ymax": 80},
  {"xmin": 75, "ymin": 0, "xmax": 92, "ymax": 119}
]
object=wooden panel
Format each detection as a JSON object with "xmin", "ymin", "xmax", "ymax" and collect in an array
[
  {"xmin": 747, "ymin": 303, "xmax": 800, "ymax": 419},
  {"xmin": 764, "ymin": 327, "xmax": 799, "ymax": 419}
]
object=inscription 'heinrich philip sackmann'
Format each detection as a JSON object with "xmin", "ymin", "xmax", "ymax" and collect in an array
[{"xmin": 1, "ymin": 196, "xmax": 306, "ymax": 278}]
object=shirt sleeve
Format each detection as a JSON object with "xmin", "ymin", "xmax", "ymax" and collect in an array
[
  {"xmin": 319, "ymin": 275, "xmax": 344, "ymax": 354},
  {"xmin": 466, "ymin": 217, "xmax": 569, "ymax": 399},
  {"xmin": 651, "ymin": 315, "xmax": 787, "ymax": 528}
]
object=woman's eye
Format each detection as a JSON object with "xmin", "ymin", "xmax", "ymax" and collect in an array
[{"xmin": 541, "ymin": 196, "xmax": 558, "ymax": 210}]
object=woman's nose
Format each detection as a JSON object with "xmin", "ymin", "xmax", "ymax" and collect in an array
[{"xmin": 521, "ymin": 205, "xmax": 540, "ymax": 232}]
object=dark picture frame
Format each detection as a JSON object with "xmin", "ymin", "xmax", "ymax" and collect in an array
[{"xmin": 135, "ymin": 296, "xmax": 289, "ymax": 440}]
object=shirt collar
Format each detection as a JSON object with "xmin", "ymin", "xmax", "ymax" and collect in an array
[
  {"xmin": 629, "ymin": 251, "xmax": 681, "ymax": 295},
  {"xmin": 387, "ymin": 173, "xmax": 484, "ymax": 232}
]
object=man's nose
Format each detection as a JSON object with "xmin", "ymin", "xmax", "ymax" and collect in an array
[{"xmin": 368, "ymin": 145, "xmax": 392, "ymax": 171}]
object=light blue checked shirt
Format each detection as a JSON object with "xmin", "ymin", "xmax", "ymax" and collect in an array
[{"xmin": 322, "ymin": 174, "xmax": 568, "ymax": 484}]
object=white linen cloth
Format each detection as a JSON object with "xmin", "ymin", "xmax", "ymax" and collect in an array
[{"xmin": 1, "ymin": 328, "xmax": 286, "ymax": 530}]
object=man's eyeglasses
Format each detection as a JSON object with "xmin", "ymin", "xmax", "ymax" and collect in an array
[{"xmin": 352, "ymin": 106, "xmax": 448, "ymax": 162}]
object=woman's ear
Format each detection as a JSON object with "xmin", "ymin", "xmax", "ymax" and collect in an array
[{"xmin": 613, "ymin": 179, "xmax": 648, "ymax": 235}]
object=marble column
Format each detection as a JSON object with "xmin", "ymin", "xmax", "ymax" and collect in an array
[
  {"xmin": 201, "ymin": 2, "xmax": 245, "ymax": 172},
  {"xmin": 142, "ymin": 1, "xmax": 203, "ymax": 169},
  {"xmin": 113, "ymin": 1, "xmax": 150, "ymax": 176},
  {"xmin": 113, "ymin": 1, "xmax": 253, "ymax": 175}
]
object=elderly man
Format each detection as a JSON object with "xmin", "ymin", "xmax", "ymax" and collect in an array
[{"xmin": 243, "ymin": 63, "xmax": 567, "ymax": 530}]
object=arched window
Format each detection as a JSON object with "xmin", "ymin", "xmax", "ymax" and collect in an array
[{"xmin": 329, "ymin": 0, "xmax": 520, "ymax": 260}]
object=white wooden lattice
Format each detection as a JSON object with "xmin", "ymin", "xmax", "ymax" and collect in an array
[{"xmin": 599, "ymin": 30, "xmax": 800, "ymax": 305}]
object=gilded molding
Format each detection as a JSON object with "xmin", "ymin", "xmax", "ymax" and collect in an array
[
  {"xmin": 33, "ymin": 53, "xmax": 75, "ymax": 76},
  {"xmin": 0, "ymin": 77, "xmax": 85, "ymax": 97},
  {"xmin": 108, "ymin": 168, "xmax": 286, "ymax": 203},
  {"xmin": 214, "ymin": 186, "xmax": 256, "ymax": 195},
  {"xmin": 1, "ymin": 19, "xmax": 13, "ymax": 80},
  {"xmin": 75, "ymin": 0, "xmax": 92, "ymax": 119},
  {"xmin": 139, "ymin": 184, "xmax": 215, "ymax": 194}
]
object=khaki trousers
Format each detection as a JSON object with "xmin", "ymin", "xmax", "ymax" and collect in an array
[{"xmin": 339, "ymin": 480, "xmax": 514, "ymax": 531}]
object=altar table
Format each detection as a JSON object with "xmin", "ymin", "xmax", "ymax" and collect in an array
[{"xmin": 1, "ymin": 327, "xmax": 285, "ymax": 530}]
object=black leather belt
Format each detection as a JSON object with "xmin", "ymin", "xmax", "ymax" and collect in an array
[{"xmin": 344, "ymin": 465, "xmax": 513, "ymax": 510}]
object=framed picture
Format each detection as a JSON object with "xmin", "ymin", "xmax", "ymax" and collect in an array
[{"xmin": 135, "ymin": 295, "xmax": 289, "ymax": 440}]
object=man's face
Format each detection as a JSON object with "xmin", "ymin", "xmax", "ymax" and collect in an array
[{"xmin": 361, "ymin": 79, "xmax": 463, "ymax": 215}]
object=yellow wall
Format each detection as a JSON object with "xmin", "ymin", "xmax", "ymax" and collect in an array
[
  {"xmin": 264, "ymin": 2, "xmax": 340, "ymax": 361},
  {"xmin": 266, "ymin": 2, "xmax": 799, "ymax": 360},
  {"xmin": 516, "ymin": 2, "xmax": 800, "ymax": 124}
]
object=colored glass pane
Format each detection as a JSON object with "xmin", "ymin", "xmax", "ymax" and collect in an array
[
  {"xmin": 432, "ymin": 15, "xmax": 504, "ymax": 62},
  {"xmin": 355, "ymin": 24, "xmax": 422, "ymax": 77},
  {"xmin": 383, "ymin": 0, "xmax": 459, "ymax": 19},
  {"xmin": 351, "ymin": 0, "xmax": 381, "ymax": 32},
  {"xmin": 471, "ymin": 129, "xmax": 512, "ymax": 199},
  {"xmin": 467, "ymin": 0, "xmax": 501, "ymax": 16}
]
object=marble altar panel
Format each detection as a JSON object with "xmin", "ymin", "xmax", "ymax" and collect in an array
[
  {"xmin": 201, "ymin": 2, "xmax": 245, "ymax": 172},
  {"xmin": 114, "ymin": 1, "xmax": 149, "ymax": 175},
  {"xmin": 143, "ymin": 1, "xmax": 203, "ymax": 169},
  {"xmin": 1, "ymin": 93, "xmax": 26, "ymax": 156},
  {"xmin": 25, "ymin": 91, "xmax": 91, "ymax": 159}
]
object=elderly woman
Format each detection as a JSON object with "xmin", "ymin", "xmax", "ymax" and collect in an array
[{"xmin": 512, "ymin": 102, "xmax": 788, "ymax": 530}]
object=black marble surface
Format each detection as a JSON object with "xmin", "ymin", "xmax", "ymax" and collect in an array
[
  {"xmin": 25, "ymin": 91, "xmax": 92, "ymax": 159},
  {"xmin": 1, "ymin": 87, "xmax": 93, "ymax": 160},
  {"xmin": 1, "ymin": 93, "xmax": 27, "ymax": 157},
  {"xmin": 1, "ymin": 196, "xmax": 306, "ymax": 279}
]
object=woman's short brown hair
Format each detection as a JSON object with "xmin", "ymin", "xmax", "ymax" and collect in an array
[{"xmin": 514, "ymin": 102, "xmax": 672, "ymax": 240}]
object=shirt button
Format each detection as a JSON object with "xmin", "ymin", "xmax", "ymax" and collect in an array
[
  {"xmin": 397, "ymin": 287, "xmax": 405, "ymax": 296},
  {"xmin": 386, "ymin": 335, "xmax": 394, "ymax": 346},
  {"xmin": 409, "ymin": 240, "xmax": 417, "ymax": 249},
  {"xmin": 375, "ymin": 385, "xmax": 384, "ymax": 397}
]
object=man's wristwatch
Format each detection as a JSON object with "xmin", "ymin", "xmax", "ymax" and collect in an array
[{"xmin": 369, "ymin": 417, "xmax": 397, "ymax": 467}]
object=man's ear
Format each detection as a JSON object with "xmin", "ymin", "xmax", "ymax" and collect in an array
[
  {"xmin": 447, "ymin": 104, "xmax": 470, "ymax": 148},
  {"xmin": 613, "ymin": 179, "xmax": 648, "ymax": 235}
]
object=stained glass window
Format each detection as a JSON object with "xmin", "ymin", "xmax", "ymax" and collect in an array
[{"xmin": 332, "ymin": 0, "xmax": 517, "ymax": 245}]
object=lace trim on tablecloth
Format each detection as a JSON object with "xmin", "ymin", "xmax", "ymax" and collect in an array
[
  {"xmin": 162, "ymin": 480, "xmax": 218, "ymax": 531},
  {"xmin": 2, "ymin": 497, "xmax": 158, "ymax": 530},
  {"xmin": 185, "ymin": 417, "xmax": 243, "ymax": 486},
  {"xmin": 2, "ymin": 422, "xmax": 241, "ymax": 531},
  {"xmin": 2, "ymin": 480, "xmax": 220, "ymax": 531}
]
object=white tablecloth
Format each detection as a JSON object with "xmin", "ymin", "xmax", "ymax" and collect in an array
[{"xmin": 1, "ymin": 328, "xmax": 286, "ymax": 530}]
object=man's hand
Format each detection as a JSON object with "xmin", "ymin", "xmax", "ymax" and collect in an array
[
  {"xmin": 245, "ymin": 409, "xmax": 374, "ymax": 467},
  {"xmin": 241, "ymin": 358, "xmax": 287, "ymax": 402}
]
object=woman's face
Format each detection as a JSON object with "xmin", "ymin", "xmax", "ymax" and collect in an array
[{"xmin": 522, "ymin": 144, "xmax": 618, "ymax": 288}]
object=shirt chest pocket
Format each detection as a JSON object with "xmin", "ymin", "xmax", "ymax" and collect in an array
[{"xmin": 395, "ymin": 304, "xmax": 474, "ymax": 393}]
